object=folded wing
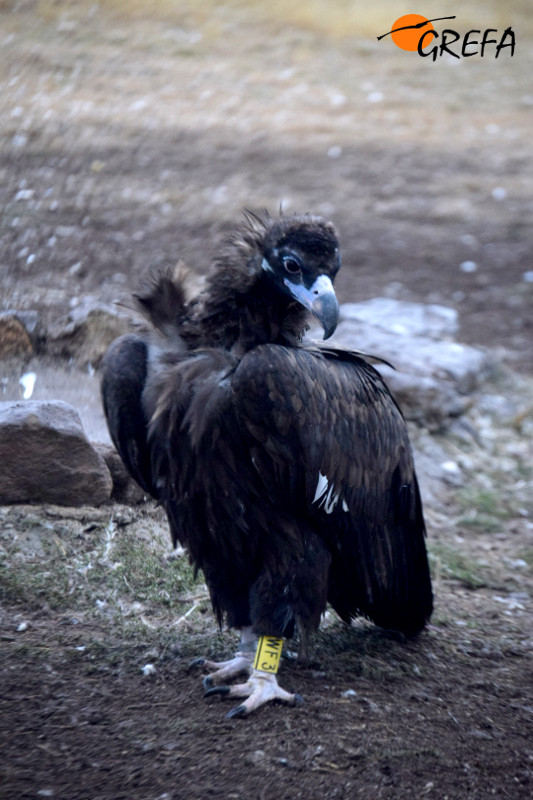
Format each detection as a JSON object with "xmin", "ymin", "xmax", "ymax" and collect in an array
[{"xmin": 232, "ymin": 343, "xmax": 433, "ymax": 635}]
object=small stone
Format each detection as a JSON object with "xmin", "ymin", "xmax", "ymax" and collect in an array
[
  {"xmin": 246, "ymin": 749, "xmax": 266, "ymax": 765},
  {"xmin": 440, "ymin": 460, "xmax": 463, "ymax": 486},
  {"xmin": 19, "ymin": 372, "xmax": 37, "ymax": 399},
  {"xmin": 15, "ymin": 189, "xmax": 34, "ymax": 201},
  {"xmin": 441, "ymin": 460, "xmax": 460, "ymax": 474},
  {"xmin": 491, "ymin": 187, "xmax": 507, "ymax": 201},
  {"xmin": 68, "ymin": 261, "xmax": 83, "ymax": 277},
  {"xmin": 341, "ymin": 689, "xmax": 357, "ymax": 698},
  {"xmin": 330, "ymin": 93, "xmax": 347, "ymax": 107}
]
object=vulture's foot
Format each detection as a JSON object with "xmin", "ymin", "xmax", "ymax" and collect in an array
[
  {"xmin": 190, "ymin": 652, "xmax": 253, "ymax": 689},
  {"xmin": 204, "ymin": 668, "xmax": 303, "ymax": 718}
]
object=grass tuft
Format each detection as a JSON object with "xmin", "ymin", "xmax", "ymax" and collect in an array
[
  {"xmin": 429, "ymin": 543, "xmax": 489, "ymax": 590},
  {"xmin": 0, "ymin": 505, "xmax": 206, "ymax": 626}
]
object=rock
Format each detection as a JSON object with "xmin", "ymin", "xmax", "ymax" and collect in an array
[
  {"xmin": 0, "ymin": 401, "xmax": 112, "ymax": 506},
  {"xmin": 46, "ymin": 299, "xmax": 134, "ymax": 367},
  {"xmin": 94, "ymin": 443, "xmax": 147, "ymax": 505},
  {"xmin": 311, "ymin": 299, "xmax": 492, "ymax": 430},
  {"xmin": 331, "ymin": 319, "xmax": 488, "ymax": 394},
  {"xmin": 374, "ymin": 369, "xmax": 464, "ymax": 429},
  {"xmin": 0, "ymin": 313, "xmax": 33, "ymax": 359},
  {"xmin": 245, "ymin": 750, "xmax": 266, "ymax": 766},
  {"xmin": 0, "ymin": 311, "xmax": 45, "ymax": 359},
  {"xmin": 340, "ymin": 298, "xmax": 459, "ymax": 340}
]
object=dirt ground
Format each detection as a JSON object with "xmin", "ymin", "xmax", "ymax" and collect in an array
[{"xmin": 1, "ymin": 2, "xmax": 532, "ymax": 799}]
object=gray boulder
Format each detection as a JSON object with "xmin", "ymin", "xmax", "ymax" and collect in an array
[
  {"xmin": 340, "ymin": 298, "xmax": 459, "ymax": 340},
  {"xmin": 312, "ymin": 298, "xmax": 492, "ymax": 430},
  {"xmin": 0, "ymin": 400, "xmax": 112, "ymax": 506}
]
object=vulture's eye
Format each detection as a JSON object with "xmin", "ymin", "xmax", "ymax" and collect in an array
[{"xmin": 282, "ymin": 256, "xmax": 301, "ymax": 275}]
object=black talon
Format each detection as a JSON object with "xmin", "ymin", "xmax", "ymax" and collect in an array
[
  {"xmin": 225, "ymin": 704, "xmax": 247, "ymax": 719},
  {"xmin": 202, "ymin": 675, "xmax": 213, "ymax": 690},
  {"xmin": 188, "ymin": 657, "xmax": 206, "ymax": 670},
  {"xmin": 204, "ymin": 685, "xmax": 231, "ymax": 698},
  {"xmin": 293, "ymin": 693, "xmax": 304, "ymax": 706}
]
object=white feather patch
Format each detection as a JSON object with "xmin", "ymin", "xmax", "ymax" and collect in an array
[
  {"xmin": 313, "ymin": 472, "xmax": 328, "ymax": 504},
  {"xmin": 312, "ymin": 471, "xmax": 348, "ymax": 514}
]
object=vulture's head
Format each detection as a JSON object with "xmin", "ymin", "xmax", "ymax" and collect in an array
[{"xmin": 258, "ymin": 214, "xmax": 341, "ymax": 340}]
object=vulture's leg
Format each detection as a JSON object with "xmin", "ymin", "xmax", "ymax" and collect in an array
[
  {"xmin": 203, "ymin": 634, "xmax": 303, "ymax": 718},
  {"xmin": 198, "ymin": 530, "xmax": 326, "ymax": 716},
  {"xmin": 190, "ymin": 627, "xmax": 255, "ymax": 687}
]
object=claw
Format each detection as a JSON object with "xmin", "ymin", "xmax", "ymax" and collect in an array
[
  {"xmin": 292, "ymin": 693, "xmax": 305, "ymax": 706},
  {"xmin": 188, "ymin": 657, "xmax": 206, "ymax": 670},
  {"xmin": 204, "ymin": 684, "xmax": 231, "ymax": 698},
  {"xmin": 225, "ymin": 704, "xmax": 247, "ymax": 720}
]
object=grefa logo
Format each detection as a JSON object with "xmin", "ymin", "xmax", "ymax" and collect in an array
[{"xmin": 377, "ymin": 14, "xmax": 516, "ymax": 61}]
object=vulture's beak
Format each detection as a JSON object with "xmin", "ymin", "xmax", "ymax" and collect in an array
[{"xmin": 285, "ymin": 275, "xmax": 340, "ymax": 340}]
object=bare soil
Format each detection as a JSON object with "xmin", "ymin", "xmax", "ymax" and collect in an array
[
  {"xmin": 1, "ymin": 594, "xmax": 532, "ymax": 800},
  {"xmin": 1, "ymin": 3, "xmax": 532, "ymax": 799}
]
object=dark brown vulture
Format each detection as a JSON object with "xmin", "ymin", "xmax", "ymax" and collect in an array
[{"xmin": 101, "ymin": 211, "xmax": 432, "ymax": 718}]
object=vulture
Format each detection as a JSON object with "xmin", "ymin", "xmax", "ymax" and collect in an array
[{"xmin": 101, "ymin": 211, "xmax": 433, "ymax": 718}]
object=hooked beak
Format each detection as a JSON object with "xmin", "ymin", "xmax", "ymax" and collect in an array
[{"xmin": 284, "ymin": 274, "xmax": 339, "ymax": 340}]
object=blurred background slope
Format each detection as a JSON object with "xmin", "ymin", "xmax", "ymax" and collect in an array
[{"xmin": 1, "ymin": 0, "xmax": 532, "ymax": 369}]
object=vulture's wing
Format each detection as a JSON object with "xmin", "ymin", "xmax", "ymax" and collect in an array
[
  {"xmin": 101, "ymin": 334, "xmax": 157, "ymax": 498},
  {"xmin": 232, "ymin": 343, "xmax": 433, "ymax": 635}
]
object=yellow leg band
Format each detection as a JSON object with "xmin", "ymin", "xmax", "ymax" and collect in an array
[{"xmin": 253, "ymin": 636, "xmax": 283, "ymax": 674}]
